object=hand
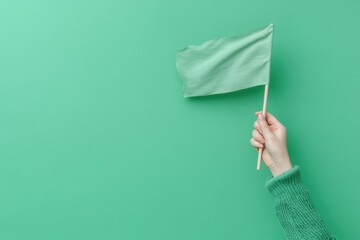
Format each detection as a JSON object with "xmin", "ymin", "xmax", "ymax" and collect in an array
[{"xmin": 250, "ymin": 111, "xmax": 293, "ymax": 176}]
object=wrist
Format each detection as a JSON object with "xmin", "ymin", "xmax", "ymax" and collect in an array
[{"xmin": 269, "ymin": 156, "xmax": 292, "ymax": 177}]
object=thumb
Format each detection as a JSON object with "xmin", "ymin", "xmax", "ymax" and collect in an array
[{"xmin": 258, "ymin": 113, "xmax": 273, "ymax": 139}]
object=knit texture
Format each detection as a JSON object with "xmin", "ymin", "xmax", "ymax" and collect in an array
[{"xmin": 265, "ymin": 166, "xmax": 337, "ymax": 240}]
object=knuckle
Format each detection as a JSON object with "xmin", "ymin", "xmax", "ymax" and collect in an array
[{"xmin": 252, "ymin": 129, "xmax": 257, "ymax": 136}]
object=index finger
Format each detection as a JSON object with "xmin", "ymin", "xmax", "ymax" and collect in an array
[{"xmin": 254, "ymin": 111, "xmax": 281, "ymax": 126}]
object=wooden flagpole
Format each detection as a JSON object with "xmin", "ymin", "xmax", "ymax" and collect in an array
[{"xmin": 257, "ymin": 84, "xmax": 269, "ymax": 170}]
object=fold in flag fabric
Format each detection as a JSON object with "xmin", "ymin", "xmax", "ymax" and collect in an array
[{"xmin": 176, "ymin": 24, "xmax": 273, "ymax": 97}]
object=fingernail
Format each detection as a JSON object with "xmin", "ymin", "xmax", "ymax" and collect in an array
[{"xmin": 258, "ymin": 114, "xmax": 263, "ymax": 120}]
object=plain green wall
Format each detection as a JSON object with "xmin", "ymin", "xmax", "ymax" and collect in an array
[{"xmin": 0, "ymin": 0, "xmax": 359, "ymax": 239}]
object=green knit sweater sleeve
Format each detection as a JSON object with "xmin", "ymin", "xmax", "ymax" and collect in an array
[{"xmin": 265, "ymin": 165, "xmax": 337, "ymax": 240}]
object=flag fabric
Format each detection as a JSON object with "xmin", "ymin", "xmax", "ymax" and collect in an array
[{"xmin": 176, "ymin": 24, "xmax": 273, "ymax": 97}]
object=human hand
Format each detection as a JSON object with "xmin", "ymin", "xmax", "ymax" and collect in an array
[{"xmin": 250, "ymin": 111, "xmax": 293, "ymax": 177}]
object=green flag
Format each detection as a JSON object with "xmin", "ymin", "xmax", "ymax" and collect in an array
[{"xmin": 176, "ymin": 24, "xmax": 273, "ymax": 97}]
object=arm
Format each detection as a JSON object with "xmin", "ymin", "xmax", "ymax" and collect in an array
[
  {"xmin": 266, "ymin": 165, "xmax": 336, "ymax": 239},
  {"xmin": 250, "ymin": 112, "xmax": 336, "ymax": 239}
]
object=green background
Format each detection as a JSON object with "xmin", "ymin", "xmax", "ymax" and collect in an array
[{"xmin": 0, "ymin": 0, "xmax": 359, "ymax": 239}]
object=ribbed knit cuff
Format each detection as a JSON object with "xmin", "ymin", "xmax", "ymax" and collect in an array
[{"xmin": 265, "ymin": 165, "xmax": 303, "ymax": 197}]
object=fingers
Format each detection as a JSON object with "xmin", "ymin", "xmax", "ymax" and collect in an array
[
  {"xmin": 257, "ymin": 113, "xmax": 273, "ymax": 138},
  {"xmin": 252, "ymin": 129, "xmax": 265, "ymax": 143},
  {"xmin": 255, "ymin": 111, "xmax": 282, "ymax": 127},
  {"xmin": 250, "ymin": 138, "xmax": 264, "ymax": 149},
  {"xmin": 253, "ymin": 120, "xmax": 261, "ymax": 133}
]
